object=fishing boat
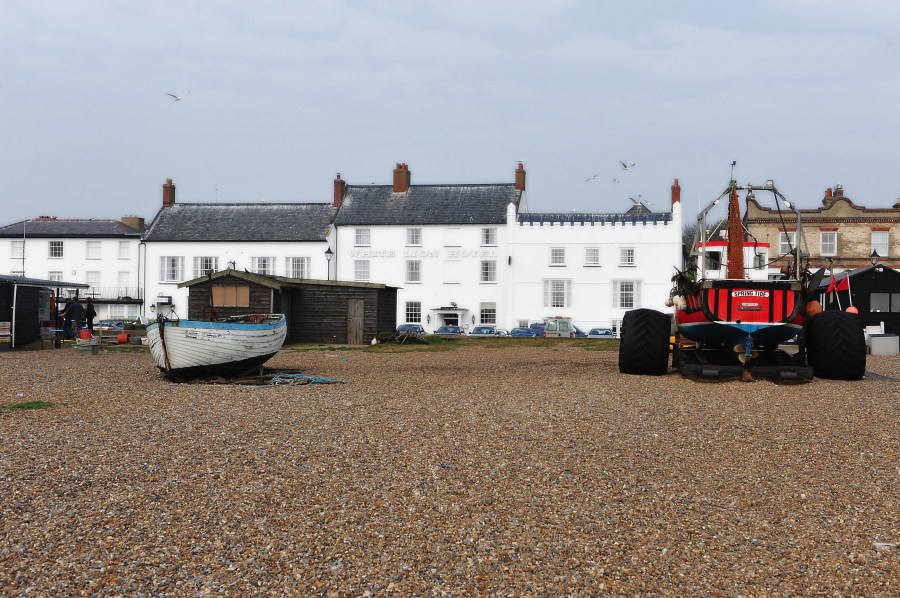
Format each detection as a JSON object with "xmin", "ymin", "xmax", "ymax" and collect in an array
[
  {"xmin": 147, "ymin": 313, "xmax": 287, "ymax": 378},
  {"xmin": 619, "ymin": 173, "xmax": 866, "ymax": 381}
]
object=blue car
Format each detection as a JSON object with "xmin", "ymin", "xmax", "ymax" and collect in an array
[{"xmin": 510, "ymin": 327, "xmax": 537, "ymax": 337}]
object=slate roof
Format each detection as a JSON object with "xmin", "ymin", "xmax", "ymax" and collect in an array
[
  {"xmin": 143, "ymin": 203, "xmax": 335, "ymax": 242},
  {"xmin": 0, "ymin": 219, "xmax": 141, "ymax": 238},
  {"xmin": 334, "ymin": 184, "xmax": 521, "ymax": 226},
  {"xmin": 178, "ymin": 268, "xmax": 394, "ymax": 290}
]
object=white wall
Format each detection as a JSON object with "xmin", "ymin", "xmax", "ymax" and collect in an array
[
  {"xmin": 507, "ymin": 205, "xmax": 681, "ymax": 331},
  {"xmin": 331, "ymin": 202, "xmax": 682, "ymax": 334}
]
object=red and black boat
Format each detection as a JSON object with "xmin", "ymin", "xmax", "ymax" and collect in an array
[{"xmin": 619, "ymin": 177, "xmax": 866, "ymax": 381}]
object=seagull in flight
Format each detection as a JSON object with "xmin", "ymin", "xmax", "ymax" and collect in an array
[
  {"xmin": 611, "ymin": 178, "xmax": 620, "ymax": 184},
  {"xmin": 620, "ymin": 160, "xmax": 636, "ymax": 171},
  {"xmin": 164, "ymin": 92, "xmax": 188, "ymax": 101},
  {"xmin": 585, "ymin": 174, "xmax": 600, "ymax": 182}
]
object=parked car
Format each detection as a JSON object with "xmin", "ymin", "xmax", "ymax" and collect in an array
[
  {"xmin": 495, "ymin": 329, "xmax": 509, "ymax": 337},
  {"xmin": 469, "ymin": 325, "xmax": 499, "ymax": 337},
  {"xmin": 510, "ymin": 327, "xmax": 538, "ymax": 337},
  {"xmin": 98, "ymin": 320, "xmax": 124, "ymax": 331},
  {"xmin": 529, "ymin": 323, "xmax": 546, "ymax": 337},
  {"xmin": 397, "ymin": 323, "xmax": 426, "ymax": 335},
  {"xmin": 587, "ymin": 327, "xmax": 616, "ymax": 339},
  {"xmin": 434, "ymin": 325, "xmax": 463, "ymax": 336},
  {"xmin": 573, "ymin": 326, "xmax": 588, "ymax": 338}
]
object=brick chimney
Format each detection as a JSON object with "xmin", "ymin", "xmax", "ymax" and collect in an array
[
  {"xmin": 671, "ymin": 179, "xmax": 681, "ymax": 206},
  {"xmin": 392, "ymin": 163, "xmax": 411, "ymax": 193},
  {"xmin": 514, "ymin": 162, "xmax": 526, "ymax": 191},
  {"xmin": 333, "ymin": 173, "xmax": 346, "ymax": 208},
  {"xmin": 162, "ymin": 178, "xmax": 176, "ymax": 208}
]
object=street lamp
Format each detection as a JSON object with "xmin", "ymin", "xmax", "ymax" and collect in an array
[
  {"xmin": 870, "ymin": 250, "xmax": 880, "ymax": 266},
  {"xmin": 324, "ymin": 247, "xmax": 334, "ymax": 280}
]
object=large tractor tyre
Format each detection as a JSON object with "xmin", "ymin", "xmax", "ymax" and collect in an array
[
  {"xmin": 618, "ymin": 308, "xmax": 671, "ymax": 375},
  {"xmin": 806, "ymin": 310, "xmax": 866, "ymax": 380}
]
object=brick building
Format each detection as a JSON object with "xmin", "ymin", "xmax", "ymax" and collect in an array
[{"xmin": 745, "ymin": 183, "xmax": 900, "ymax": 275}]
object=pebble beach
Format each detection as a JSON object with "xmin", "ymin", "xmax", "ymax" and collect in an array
[{"xmin": 1, "ymin": 343, "xmax": 898, "ymax": 595}]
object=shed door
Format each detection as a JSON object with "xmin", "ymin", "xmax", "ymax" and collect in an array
[{"xmin": 347, "ymin": 298, "xmax": 364, "ymax": 345}]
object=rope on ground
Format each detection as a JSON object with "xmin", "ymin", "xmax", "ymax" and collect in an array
[{"xmin": 269, "ymin": 373, "xmax": 346, "ymax": 385}]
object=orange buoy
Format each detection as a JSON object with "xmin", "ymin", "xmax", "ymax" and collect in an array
[
  {"xmin": 846, "ymin": 305, "xmax": 858, "ymax": 314},
  {"xmin": 117, "ymin": 333, "xmax": 130, "ymax": 344},
  {"xmin": 78, "ymin": 329, "xmax": 92, "ymax": 340}
]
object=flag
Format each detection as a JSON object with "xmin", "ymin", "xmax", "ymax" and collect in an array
[
  {"xmin": 826, "ymin": 277, "xmax": 836, "ymax": 293},
  {"xmin": 836, "ymin": 276, "xmax": 850, "ymax": 292}
]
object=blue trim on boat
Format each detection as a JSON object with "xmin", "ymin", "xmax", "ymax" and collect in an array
[{"xmin": 163, "ymin": 319, "xmax": 284, "ymax": 330}]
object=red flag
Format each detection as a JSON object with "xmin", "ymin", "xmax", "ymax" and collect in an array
[
  {"xmin": 836, "ymin": 276, "xmax": 850, "ymax": 292},
  {"xmin": 826, "ymin": 277, "xmax": 836, "ymax": 293}
]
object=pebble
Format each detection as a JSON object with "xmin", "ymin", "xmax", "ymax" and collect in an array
[{"xmin": 0, "ymin": 345, "xmax": 898, "ymax": 594}]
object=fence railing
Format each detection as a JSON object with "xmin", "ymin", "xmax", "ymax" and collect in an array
[{"xmin": 66, "ymin": 287, "xmax": 142, "ymax": 301}]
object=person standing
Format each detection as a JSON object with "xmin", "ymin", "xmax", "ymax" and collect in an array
[
  {"xmin": 65, "ymin": 297, "xmax": 86, "ymax": 337},
  {"xmin": 85, "ymin": 297, "xmax": 97, "ymax": 333}
]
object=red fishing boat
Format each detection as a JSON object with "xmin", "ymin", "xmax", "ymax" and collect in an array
[{"xmin": 619, "ymin": 175, "xmax": 866, "ymax": 381}]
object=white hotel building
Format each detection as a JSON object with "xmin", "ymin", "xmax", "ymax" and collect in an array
[{"xmin": 332, "ymin": 163, "xmax": 682, "ymax": 335}]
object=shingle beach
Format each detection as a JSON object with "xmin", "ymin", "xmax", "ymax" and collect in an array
[{"xmin": 1, "ymin": 343, "xmax": 898, "ymax": 595}]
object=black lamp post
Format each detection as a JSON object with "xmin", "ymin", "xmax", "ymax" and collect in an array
[
  {"xmin": 324, "ymin": 247, "xmax": 334, "ymax": 280},
  {"xmin": 870, "ymin": 250, "xmax": 880, "ymax": 266}
]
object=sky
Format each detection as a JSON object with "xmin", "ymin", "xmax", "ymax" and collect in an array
[{"xmin": 3, "ymin": 0, "xmax": 900, "ymax": 225}]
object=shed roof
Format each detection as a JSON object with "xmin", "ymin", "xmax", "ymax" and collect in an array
[
  {"xmin": 144, "ymin": 203, "xmax": 335, "ymax": 242},
  {"xmin": 0, "ymin": 274, "xmax": 88, "ymax": 288},
  {"xmin": 0, "ymin": 219, "xmax": 141, "ymax": 238},
  {"xmin": 334, "ymin": 184, "xmax": 520, "ymax": 226},
  {"xmin": 178, "ymin": 268, "xmax": 395, "ymax": 290}
]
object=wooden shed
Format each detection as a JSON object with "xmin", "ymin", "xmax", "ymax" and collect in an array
[
  {"xmin": 816, "ymin": 264, "xmax": 900, "ymax": 334},
  {"xmin": 179, "ymin": 269, "xmax": 398, "ymax": 345},
  {"xmin": 0, "ymin": 275, "xmax": 88, "ymax": 349}
]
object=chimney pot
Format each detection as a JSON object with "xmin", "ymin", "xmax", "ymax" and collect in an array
[
  {"xmin": 162, "ymin": 178, "xmax": 176, "ymax": 208},
  {"xmin": 671, "ymin": 179, "xmax": 681, "ymax": 206},
  {"xmin": 333, "ymin": 173, "xmax": 346, "ymax": 208},
  {"xmin": 393, "ymin": 163, "xmax": 411, "ymax": 192}
]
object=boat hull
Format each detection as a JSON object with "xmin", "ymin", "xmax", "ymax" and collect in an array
[
  {"xmin": 674, "ymin": 280, "xmax": 805, "ymax": 348},
  {"xmin": 147, "ymin": 315, "xmax": 287, "ymax": 378}
]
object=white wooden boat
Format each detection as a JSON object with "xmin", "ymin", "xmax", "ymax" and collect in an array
[{"xmin": 147, "ymin": 314, "xmax": 287, "ymax": 378}]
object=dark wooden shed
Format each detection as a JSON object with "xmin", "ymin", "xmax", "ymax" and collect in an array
[
  {"xmin": 0, "ymin": 275, "xmax": 88, "ymax": 349},
  {"xmin": 816, "ymin": 264, "xmax": 900, "ymax": 334},
  {"xmin": 180, "ymin": 269, "xmax": 397, "ymax": 345}
]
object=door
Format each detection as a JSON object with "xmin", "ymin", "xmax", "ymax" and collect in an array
[{"xmin": 347, "ymin": 298, "xmax": 364, "ymax": 345}]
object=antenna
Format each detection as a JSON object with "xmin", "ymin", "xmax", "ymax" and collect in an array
[{"xmin": 730, "ymin": 160, "xmax": 737, "ymax": 181}]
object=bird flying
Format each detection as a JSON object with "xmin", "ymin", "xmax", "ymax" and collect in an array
[
  {"xmin": 165, "ymin": 93, "xmax": 183, "ymax": 101},
  {"xmin": 620, "ymin": 161, "xmax": 636, "ymax": 171},
  {"xmin": 611, "ymin": 178, "xmax": 620, "ymax": 184},
  {"xmin": 585, "ymin": 174, "xmax": 600, "ymax": 182}
]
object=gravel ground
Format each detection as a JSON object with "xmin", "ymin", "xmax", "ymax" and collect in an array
[{"xmin": 1, "ymin": 343, "xmax": 898, "ymax": 596}]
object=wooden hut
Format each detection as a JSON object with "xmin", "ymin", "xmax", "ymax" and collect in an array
[
  {"xmin": 179, "ymin": 269, "xmax": 397, "ymax": 345},
  {"xmin": 816, "ymin": 264, "xmax": 900, "ymax": 334},
  {"xmin": 0, "ymin": 275, "xmax": 88, "ymax": 349}
]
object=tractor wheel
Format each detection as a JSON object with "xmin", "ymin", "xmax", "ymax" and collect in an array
[
  {"xmin": 618, "ymin": 308, "xmax": 671, "ymax": 375},
  {"xmin": 806, "ymin": 310, "xmax": 866, "ymax": 380}
]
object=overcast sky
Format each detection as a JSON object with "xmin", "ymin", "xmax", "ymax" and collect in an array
[{"xmin": 3, "ymin": 0, "xmax": 900, "ymax": 225}]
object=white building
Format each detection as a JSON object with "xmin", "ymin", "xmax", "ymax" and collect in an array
[
  {"xmin": 331, "ymin": 163, "xmax": 682, "ymax": 335},
  {"xmin": 141, "ymin": 179, "xmax": 334, "ymax": 318},
  {"xmin": 0, "ymin": 216, "xmax": 143, "ymax": 322}
]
